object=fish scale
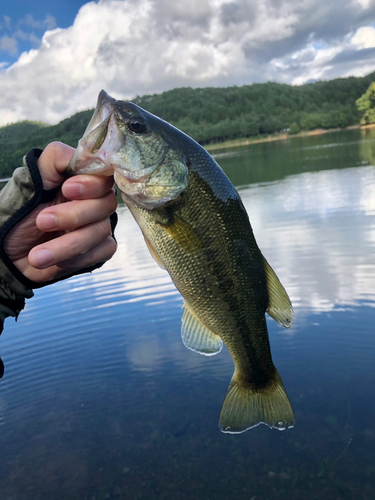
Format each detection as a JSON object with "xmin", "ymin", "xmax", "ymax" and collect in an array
[{"xmin": 69, "ymin": 90, "xmax": 295, "ymax": 433}]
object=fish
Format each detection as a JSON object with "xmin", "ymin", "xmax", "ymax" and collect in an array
[{"xmin": 68, "ymin": 90, "xmax": 295, "ymax": 433}]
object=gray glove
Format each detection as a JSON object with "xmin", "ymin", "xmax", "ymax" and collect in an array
[{"xmin": 0, "ymin": 148, "xmax": 117, "ymax": 334}]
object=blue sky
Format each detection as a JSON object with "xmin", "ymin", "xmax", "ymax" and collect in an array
[
  {"xmin": 0, "ymin": 0, "xmax": 88, "ymax": 66},
  {"xmin": 1, "ymin": 0, "xmax": 375, "ymax": 126}
]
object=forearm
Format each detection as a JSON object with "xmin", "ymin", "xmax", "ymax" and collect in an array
[{"xmin": 0, "ymin": 151, "xmax": 44, "ymax": 330}]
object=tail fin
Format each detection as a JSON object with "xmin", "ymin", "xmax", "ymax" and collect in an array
[{"xmin": 219, "ymin": 369, "xmax": 294, "ymax": 433}]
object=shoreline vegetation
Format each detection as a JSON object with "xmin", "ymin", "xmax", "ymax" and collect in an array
[
  {"xmin": 1, "ymin": 71, "xmax": 375, "ymax": 176},
  {"xmin": 206, "ymin": 124, "xmax": 375, "ymax": 152}
]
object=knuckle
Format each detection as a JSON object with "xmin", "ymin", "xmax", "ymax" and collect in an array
[
  {"xmin": 106, "ymin": 191, "xmax": 118, "ymax": 212},
  {"xmin": 105, "ymin": 218, "xmax": 112, "ymax": 237},
  {"xmin": 103, "ymin": 237, "xmax": 117, "ymax": 260},
  {"xmin": 44, "ymin": 141, "xmax": 63, "ymax": 158},
  {"xmin": 90, "ymin": 219, "xmax": 112, "ymax": 245},
  {"xmin": 108, "ymin": 237, "xmax": 117, "ymax": 255},
  {"xmin": 96, "ymin": 218, "xmax": 112, "ymax": 239},
  {"xmin": 71, "ymin": 206, "xmax": 82, "ymax": 228}
]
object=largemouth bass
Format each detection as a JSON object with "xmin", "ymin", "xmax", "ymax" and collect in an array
[{"xmin": 69, "ymin": 90, "xmax": 295, "ymax": 433}]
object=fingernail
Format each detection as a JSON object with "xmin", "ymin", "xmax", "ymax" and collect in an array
[
  {"xmin": 32, "ymin": 249, "xmax": 54, "ymax": 268},
  {"xmin": 38, "ymin": 213, "xmax": 57, "ymax": 230},
  {"xmin": 63, "ymin": 182, "xmax": 84, "ymax": 199}
]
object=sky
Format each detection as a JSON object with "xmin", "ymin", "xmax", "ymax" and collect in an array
[{"xmin": 1, "ymin": 0, "xmax": 375, "ymax": 126}]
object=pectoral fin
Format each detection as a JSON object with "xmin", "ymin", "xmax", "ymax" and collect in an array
[
  {"xmin": 181, "ymin": 302, "xmax": 223, "ymax": 356},
  {"xmin": 158, "ymin": 213, "xmax": 202, "ymax": 253},
  {"xmin": 262, "ymin": 256, "xmax": 293, "ymax": 328},
  {"xmin": 143, "ymin": 234, "xmax": 166, "ymax": 270}
]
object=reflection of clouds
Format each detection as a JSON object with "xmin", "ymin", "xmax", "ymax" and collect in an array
[
  {"xmin": 240, "ymin": 166, "xmax": 375, "ymax": 312},
  {"xmin": 15, "ymin": 164, "xmax": 374, "ymax": 376},
  {"xmin": 73, "ymin": 165, "xmax": 375, "ymax": 360},
  {"xmin": 114, "ymin": 164, "xmax": 375, "ymax": 369},
  {"xmin": 360, "ymin": 182, "xmax": 375, "ymax": 216},
  {"xmin": 125, "ymin": 331, "xmax": 230, "ymax": 375}
]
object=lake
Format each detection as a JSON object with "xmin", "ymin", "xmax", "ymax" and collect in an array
[{"xmin": 0, "ymin": 128, "xmax": 375, "ymax": 499}]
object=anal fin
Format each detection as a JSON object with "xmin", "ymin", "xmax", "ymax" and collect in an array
[{"xmin": 181, "ymin": 302, "xmax": 223, "ymax": 356}]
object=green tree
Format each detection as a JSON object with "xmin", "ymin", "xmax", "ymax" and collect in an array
[
  {"xmin": 356, "ymin": 82, "xmax": 375, "ymax": 124},
  {"xmin": 288, "ymin": 122, "xmax": 301, "ymax": 134}
]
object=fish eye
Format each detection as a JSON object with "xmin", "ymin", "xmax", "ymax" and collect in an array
[{"xmin": 128, "ymin": 121, "xmax": 146, "ymax": 133}]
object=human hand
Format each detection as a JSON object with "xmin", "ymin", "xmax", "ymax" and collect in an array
[{"xmin": 4, "ymin": 142, "xmax": 117, "ymax": 284}]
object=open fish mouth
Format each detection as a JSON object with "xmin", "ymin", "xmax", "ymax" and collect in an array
[
  {"xmin": 68, "ymin": 91, "xmax": 161, "ymax": 180},
  {"xmin": 68, "ymin": 90, "xmax": 189, "ymax": 210}
]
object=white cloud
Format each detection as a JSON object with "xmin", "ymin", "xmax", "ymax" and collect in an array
[
  {"xmin": 352, "ymin": 26, "xmax": 375, "ymax": 48},
  {"xmin": 0, "ymin": 0, "xmax": 375, "ymax": 125},
  {"xmin": 0, "ymin": 35, "xmax": 18, "ymax": 56},
  {"xmin": 355, "ymin": 0, "xmax": 375, "ymax": 8}
]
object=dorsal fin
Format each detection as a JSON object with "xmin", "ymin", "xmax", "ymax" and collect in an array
[
  {"xmin": 262, "ymin": 256, "xmax": 293, "ymax": 328},
  {"xmin": 181, "ymin": 302, "xmax": 223, "ymax": 356}
]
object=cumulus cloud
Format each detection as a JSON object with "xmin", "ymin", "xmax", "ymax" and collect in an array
[{"xmin": 0, "ymin": 0, "xmax": 375, "ymax": 125}]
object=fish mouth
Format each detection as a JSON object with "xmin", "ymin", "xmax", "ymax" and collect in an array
[
  {"xmin": 68, "ymin": 90, "xmax": 160, "ymax": 180},
  {"xmin": 68, "ymin": 89, "xmax": 188, "ymax": 210},
  {"xmin": 67, "ymin": 91, "xmax": 118, "ymax": 175},
  {"xmin": 86, "ymin": 90, "xmax": 117, "ymax": 136},
  {"xmin": 68, "ymin": 111, "xmax": 121, "ymax": 175}
]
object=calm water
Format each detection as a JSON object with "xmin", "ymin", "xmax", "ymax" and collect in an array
[{"xmin": 1, "ymin": 128, "xmax": 375, "ymax": 499}]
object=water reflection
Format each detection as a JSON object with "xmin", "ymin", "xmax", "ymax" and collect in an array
[
  {"xmin": 359, "ymin": 127, "xmax": 375, "ymax": 164},
  {"xmin": 0, "ymin": 129, "xmax": 374, "ymax": 499},
  {"xmin": 238, "ymin": 166, "xmax": 375, "ymax": 312}
]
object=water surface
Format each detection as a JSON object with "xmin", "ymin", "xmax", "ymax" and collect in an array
[{"xmin": 1, "ymin": 128, "xmax": 375, "ymax": 499}]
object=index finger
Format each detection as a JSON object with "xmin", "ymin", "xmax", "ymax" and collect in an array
[
  {"xmin": 62, "ymin": 174, "xmax": 115, "ymax": 200},
  {"xmin": 37, "ymin": 142, "xmax": 75, "ymax": 191}
]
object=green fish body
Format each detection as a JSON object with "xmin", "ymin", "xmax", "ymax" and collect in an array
[{"xmin": 69, "ymin": 90, "xmax": 295, "ymax": 433}]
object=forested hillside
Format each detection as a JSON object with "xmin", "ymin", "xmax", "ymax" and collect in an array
[
  {"xmin": 0, "ymin": 110, "xmax": 93, "ymax": 177},
  {"xmin": 0, "ymin": 72, "xmax": 374, "ymax": 177},
  {"xmin": 134, "ymin": 74, "xmax": 374, "ymax": 142}
]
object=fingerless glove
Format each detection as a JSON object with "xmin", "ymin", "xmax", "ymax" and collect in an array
[{"xmin": 0, "ymin": 148, "xmax": 117, "ymax": 333}]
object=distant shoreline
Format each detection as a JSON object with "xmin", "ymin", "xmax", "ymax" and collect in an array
[{"xmin": 205, "ymin": 124, "xmax": 374, "ymax": 152}]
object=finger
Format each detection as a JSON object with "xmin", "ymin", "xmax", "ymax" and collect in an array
[
  {"xmin": 19, "ymin": 236, "xmax": 117, "ymax": 283},
  {"xmin": 62, "ymin": 174, "xmax": 115, "ymax": 200},
  {"xmin": 37, "ymin": 142, "xmax": 75, "ymax": 191},
  {"xmin": 28, "ymin": 219, "xmax": 112, "ymax": 269},
  {"xmin": 36, "ymin": 191, "xmax": 117, "ymax": 232},
  {"xmin": 57, "ymin": 236, "xmax": 117, "ymax": 271}
]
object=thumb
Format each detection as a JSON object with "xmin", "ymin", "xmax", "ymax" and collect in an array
[{"xmin": 36, "ymin": 142, "xmax": 76, "ymax": 191}]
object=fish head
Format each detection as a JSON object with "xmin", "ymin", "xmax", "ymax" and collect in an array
[{"xmin": 68, "ymin": 90, "xmax": 188, "ymax": 209}]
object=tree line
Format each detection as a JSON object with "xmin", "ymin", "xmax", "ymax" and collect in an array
[{"xmin": 0, "ymin": 71, "xmax": 375, "ymax": 177}]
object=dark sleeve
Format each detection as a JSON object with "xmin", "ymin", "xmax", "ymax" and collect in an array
[{"xmin": 0, "ymin": 148, "xmax": 117, "ymax": 333}]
